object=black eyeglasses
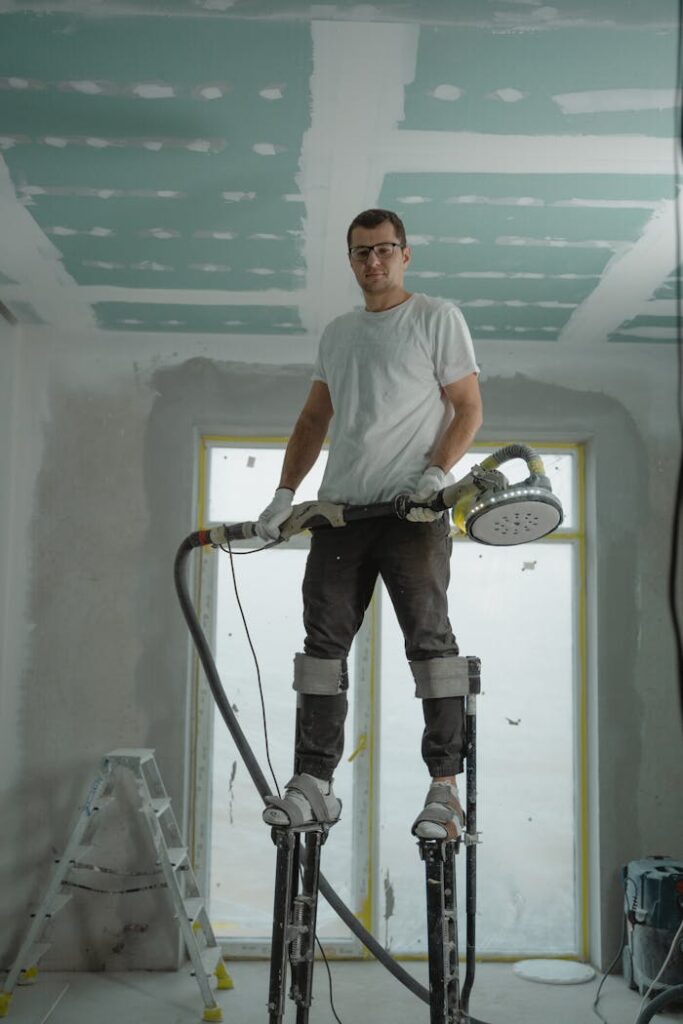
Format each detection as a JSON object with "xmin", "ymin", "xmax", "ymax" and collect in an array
[{"xmin": 348, "ymin": 242, "xmax": 405, "ymax": 262}]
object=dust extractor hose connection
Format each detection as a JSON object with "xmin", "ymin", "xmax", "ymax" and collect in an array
[{"xmin": 449, "ymin": 443, "xmax": 563, "ymax": 543}]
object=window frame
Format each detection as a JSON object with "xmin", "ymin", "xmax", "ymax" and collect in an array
[{"xmin": 190, "ymin": 436, "xmax": 588, "ymax": 960}]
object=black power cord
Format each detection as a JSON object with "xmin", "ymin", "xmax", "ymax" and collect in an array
[
  {"xmin": 591, "ymin": 877, "xmax": 638, "ymax": 1024},
  {"xmin": 315, "ymin": 935, "xmax": 345, "ymax": 1024},
  {"xmin": 222, "ymin": 537, "xmax": 281, "ymax": 799}
]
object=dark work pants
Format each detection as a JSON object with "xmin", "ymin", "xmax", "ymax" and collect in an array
[{"xmin": 294, "ymin": 517, "xmax": 465, "ymax": 781}]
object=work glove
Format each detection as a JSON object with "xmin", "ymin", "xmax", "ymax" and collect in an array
[
  {"xmin": 406, "ymin": 466, "xmax": 447, "ymax": 523},
  {"xmin": 255, "ymin": 487, "xmax": 294, "ymax": 541}
]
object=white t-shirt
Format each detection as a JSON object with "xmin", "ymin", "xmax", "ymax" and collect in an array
[{"xmin": 312, "ymin": 293, "xmax": 479, "ymax": 504}]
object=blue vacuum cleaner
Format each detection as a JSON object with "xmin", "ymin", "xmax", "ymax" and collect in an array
[{"xmin": 622, "ymin": 856, "xmax": 683, "ymax": 999}]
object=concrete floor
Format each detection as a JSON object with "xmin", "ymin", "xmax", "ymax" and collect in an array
[{"xmin": 3, "ymin": 960, "xmax": 683, "ymax": 1024}]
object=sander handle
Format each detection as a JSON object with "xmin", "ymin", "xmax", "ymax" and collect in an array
[{"xmin": 185, "ymin": 480, "xmax": 476, "ymax": 550}]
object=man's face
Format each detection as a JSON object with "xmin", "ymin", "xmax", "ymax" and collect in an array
[{"xmin": 348, "ymin": 221, "xmax": 411, "ymax": 298}]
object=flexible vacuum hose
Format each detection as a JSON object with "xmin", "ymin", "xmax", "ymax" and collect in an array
[
  {"xmin": 173, "ymin": 537, "xmax": 432, "ymax": 1005},
  {"xmin": 635, "ymin": 984, "xmax": 683, "ymax": 1023},
  {"xmin": 480, "ymin": 443, "xmax": 546, "ymax": 478},
  {"xmin": 450, "ymin": 443, "xmax": 552, "ymax": 535}
]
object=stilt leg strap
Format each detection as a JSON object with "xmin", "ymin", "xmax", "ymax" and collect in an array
[
  {"xmin": 411, "ymin": 783, "xmax": 465, "ymax": 841},
  {"xmin": 264, "ymin": 774, "xmax": 341, "ymax": 828}
]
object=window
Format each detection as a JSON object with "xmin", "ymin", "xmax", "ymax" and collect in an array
[{"xmin": 192, "ymin": 439, "xmax": 585, "ymax": 958}]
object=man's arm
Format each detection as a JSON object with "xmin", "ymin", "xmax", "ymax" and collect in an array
[
  {"xmin": 429, "ymin": 373, "xmax": 483, "ymax": 473},
  {"xmin": 279, "ymin": 380, "xmax": 334, "ymax": 492}
]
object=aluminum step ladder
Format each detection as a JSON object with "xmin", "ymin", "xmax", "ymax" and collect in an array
[{"xmin": 0, "ymin": 748, "xmax": 233, "ymax": 1022}]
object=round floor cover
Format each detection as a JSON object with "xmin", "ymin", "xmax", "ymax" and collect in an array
[{"xmin": 513, "ymin": 959, "xmax": 596, "ymax": 985}]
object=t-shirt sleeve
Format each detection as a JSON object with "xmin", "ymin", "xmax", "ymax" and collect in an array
[{"xmin": 433, "ymin": 303, "xmax": 480, "ymax": 386}]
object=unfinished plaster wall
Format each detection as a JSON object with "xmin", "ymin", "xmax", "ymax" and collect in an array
[
  {"xmin": 0, "ymin": 325, "xmax": 19, "ymax": 928},
  {"xmin": 0, "ymin": 324, "xmax": 681, "ymax": 973},
  {"xmin": 0, "ymin": 323, "xmax": 52, "ymax": 885},
  {"xmin": 0, "ymin": 322, "xmax": 17, "ymax": 731}
]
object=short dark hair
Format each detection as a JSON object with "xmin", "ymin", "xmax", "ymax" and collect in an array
[{"xmin": 346, "ymin": 208, "xmax": 407, "ymax": 249}]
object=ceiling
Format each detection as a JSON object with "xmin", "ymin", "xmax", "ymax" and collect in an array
[{"xmin": 0, "ymin": 0, "xmax": 680, "ymax": 352}]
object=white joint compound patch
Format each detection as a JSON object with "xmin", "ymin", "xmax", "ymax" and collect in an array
[
  {"xmin": 432, "ymin": 84, "xmax": 463, "ymax": 101},
  {"xmin": 133, "ymin": 83, "xmax": 176, "ymax": 99},
  {"xmin": 490, "ymin": 88, "xmax": 527, "ymax": 102},
  {"xmin": 553, "ymin": 88, "xmax": 679, "ymax": 115}
]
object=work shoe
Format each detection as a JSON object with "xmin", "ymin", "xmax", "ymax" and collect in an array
[
  {"xmin": 262, "ymin": 773, "xmax": 342, "ymax": 829},
  {"xmin": 411, "ymin": 781, "xmax": 465, "ymax": 840}
]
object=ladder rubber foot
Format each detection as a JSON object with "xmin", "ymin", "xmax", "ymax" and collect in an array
[
  {"xmin": 215, "ymin": 962, "xmax": 234, "ymax": 990},
  {"xmin": 0, "ymin": 993, "xmax": 12, "ymax": 1017},
  {"xmin": 202, "ymin": 1007, "xmax": 223, "ymax": 1022},
  {"xmin": 18, "ymin": 966, "xmax": 38, "ymax": 986}
]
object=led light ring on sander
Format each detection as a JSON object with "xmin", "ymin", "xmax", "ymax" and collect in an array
[
  {"xmin": 466, "ymin": 484, "xmax": 563, "ymax": 546},
  {"xmin": 451, "ymin": 444, "xmax": 564, "ymax": 546}
]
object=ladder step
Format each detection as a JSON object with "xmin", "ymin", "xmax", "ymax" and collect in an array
[
  {"xmin": 197, "ymin": 945, "xmax": 222, "ymax": 976},
  {"xmin": 183, "ymin": 897, "xmax": 205, "ymax": 925},
  {"xmin": 166, "ymin": 847, "xmax": 189, "ymax": 869},
  {"xmin": 150, "ymin": 797, "xmax": 171, "ymax": 816},
  {"xmin": 106, "ymin": 748, "xmax": 155, "ymax": 762}
]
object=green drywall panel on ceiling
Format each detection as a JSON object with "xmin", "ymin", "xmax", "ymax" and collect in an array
[
  {"xmin": 455, "ymin": 302, "xmax": 570, "ymax": 330},
  {"xmin": 403, "ymin": 25, "xmax": 677, "ymax": 136},
  {"xmin": 1, "ymin": 12, "xmax": 312, "ymax": 260},
  {"xmin": 0, "ymin": 270, "xmax": 17, "ymax": 284},
  {"xmin": 381, "ymin": 172, "xmax": 674, "ymax": 206},
  {"xmin": 3, "ymin": 145, "xmax": 301, "ymax": 196},
  {"xmin": 0, "ymin": 12, "xmax": 311, "ymax": 223},
  {"xmin": 404, "ymin": 273, "xmax": 594, "ymax": 305},
  {"xmin": 61, "ymin": 267, "xmax": 300, "ymax": 292},
  {"xmin": 609, "ymin": 314, "xmax": 679, "ymax": 343},
  {"xmin": 380, "ymin": 171, "xmax": 666, "ymax": 281},
  {"xmin": 76, "ymin": 264, "xmax": 298, "ymax": 291},
  {"xmin": 0, "ymin": 13, "xmax": 312, "ymax": 89},
  {"xmin": 52, "ymin": 233, "xmax": 301, "ymax": 271},
  {"xmin": 4, "ymin": 0, "xmax": 673, "ymax": 23},
  {"xmin": 0, "ymin": 90, "xmax": 300, "ymax": 141},
  {"xmin": 405, "ymin": 243, "xmax": 611, "ymax": 277},
  {"xmin": 1, "ymin": 0, "xmax": 675, "ymax": 21},
  {"xmin": 400, "ymin": 205, "xmax": 651, "ymax": 244},
  {"xmin": 305, "ymin": 0, "xmax": 675, "ymax": 21},
  {"xmin": 20, "ymin": 194, "xmax": 305, "ymax": 238},
  {"xmin": 94, "ymin": 302, "xmax": 303, "ymax": 333},
  {"xmin": 652, "ymin": 272, "xmax": 683, "ymax": 299}
]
